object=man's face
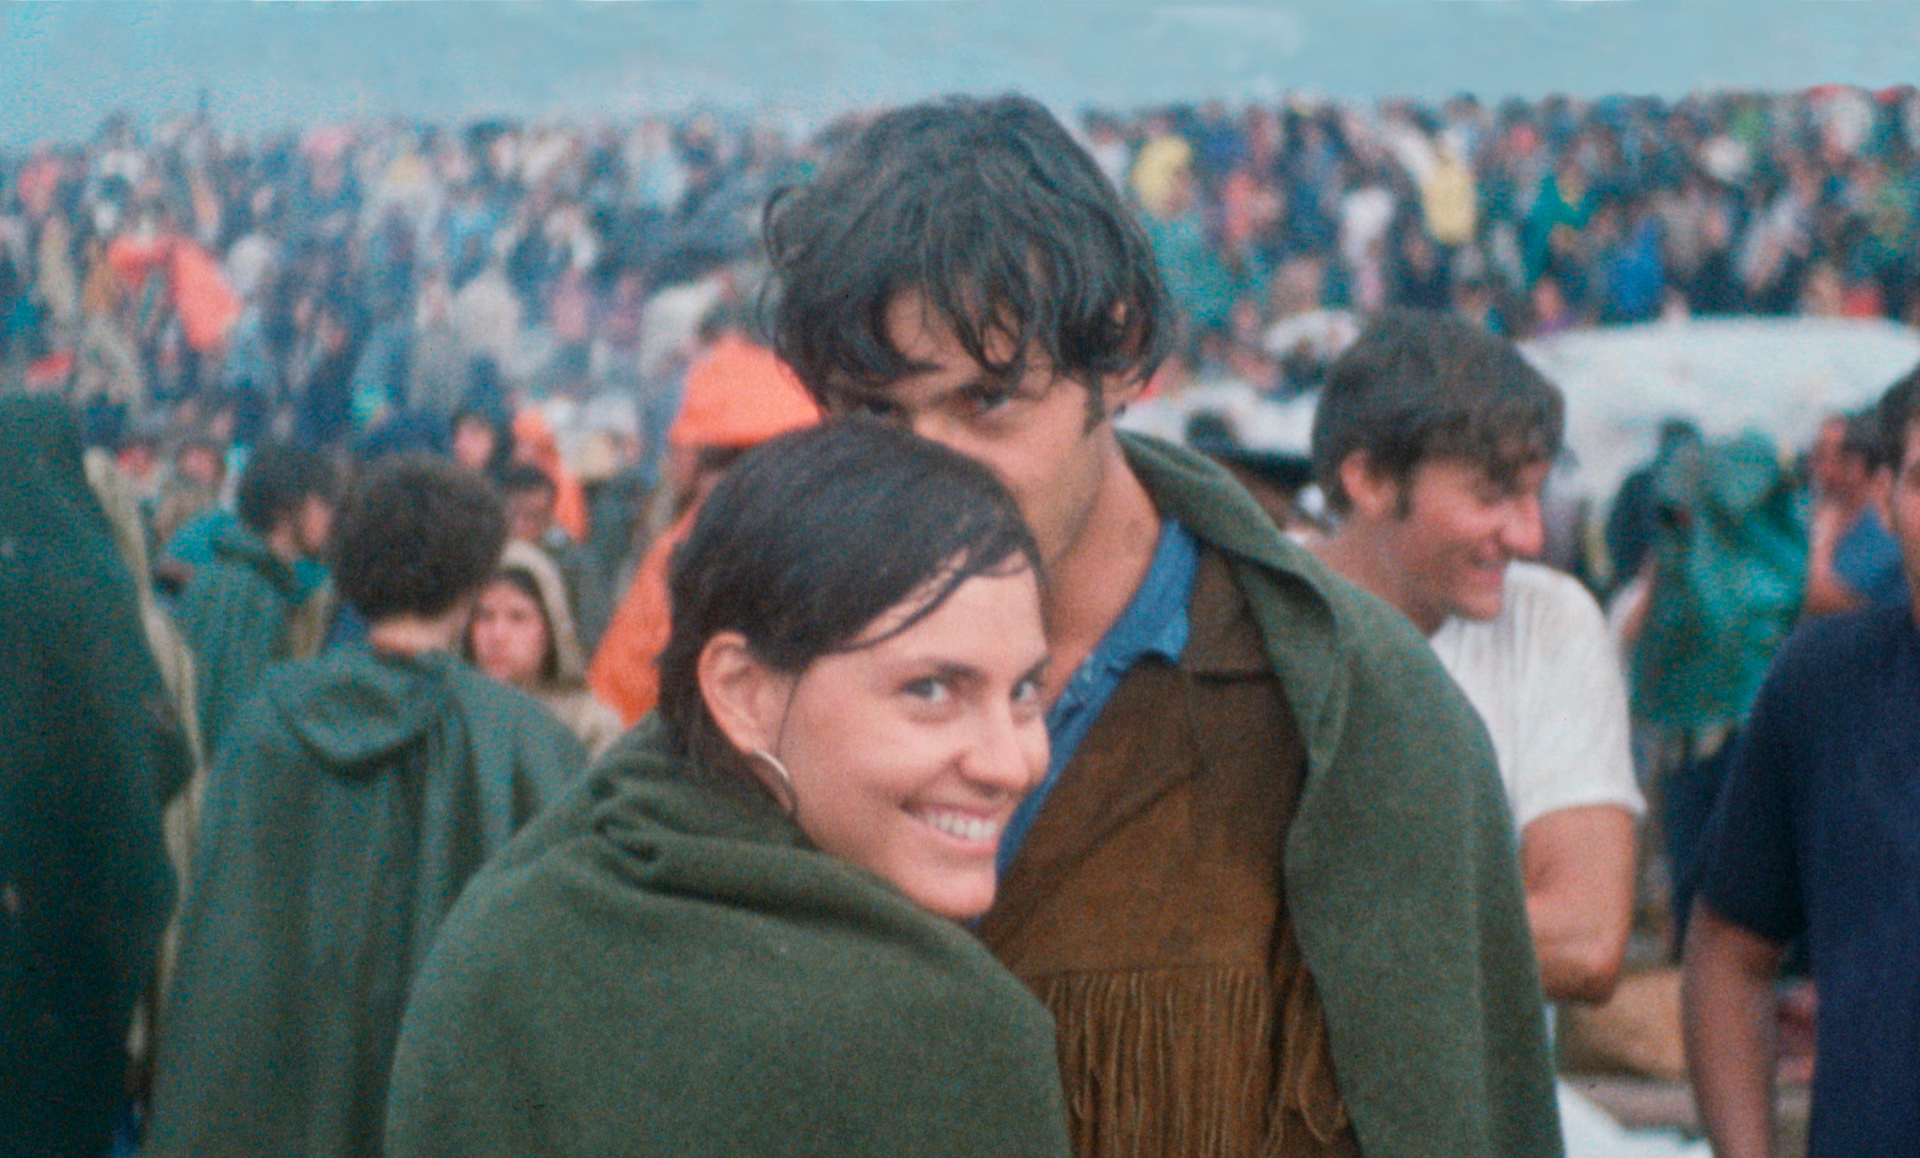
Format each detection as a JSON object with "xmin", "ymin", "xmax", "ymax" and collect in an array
[
  {"xmin": 1352, "ymin": 454, "xmax": 1550, "ymax": 631},
  {"xmin": 1880, "ymin": 421, "xmax": 1920, "ymax": 617},
  {"xmin": 452, "ymin": 418, "xmax": 497, "ymax": 474},
  {"xmin": 507, "ymin": 486, "xmax": 555, "ymax": 544},
  {"xmin": 837, "ymin": 293, "xmax": 1136, "ymax": 570},
  {"xmin": 1810, "ymin": 416, "xmax": 1872, "ymax": 502},
  {"xmin": 294, "ymin": 496, "xmax": 335, "ymax": 559}
]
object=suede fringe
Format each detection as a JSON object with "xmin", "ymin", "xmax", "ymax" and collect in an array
[{"xmin": 1035, "ymin": 965, "xmax": 1354, "ymax": 1158}]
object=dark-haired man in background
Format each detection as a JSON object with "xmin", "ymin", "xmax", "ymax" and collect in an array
[
  {"xmin": 766, "ymin": 95, "xmax": 1558, "ymax": 1158},
  {"xmin": 1305, "ymin": 310, "xmax": 1646, "ymax": 1153},
  {"xmin": 147, "ymin": 455, "xmax": 583, "ymax": 1158},
  {"xmin": 172, "ymin": 441, "xmax": 339, "ymax": 753},
  {"xmin": 1309, "ymin": 310, "xmax": 1642, "ymax": 1006},
  {"xmin": 1684, "ymin": 368, "xmax": 1920, "ymax": 1158}
]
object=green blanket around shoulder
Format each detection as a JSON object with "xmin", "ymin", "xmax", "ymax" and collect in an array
[
  {"xmin": 1123, "ymin": 433, "xmax": 1561, "ymax": 1158},
  {"xmin": 385, "ymin": 718, "xmax": 1072, "ymax": 1158}
]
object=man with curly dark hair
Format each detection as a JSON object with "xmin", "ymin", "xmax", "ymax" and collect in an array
[{"xmin": 147, "ymin": 455, "xmax": 586, "ymax": 1158}]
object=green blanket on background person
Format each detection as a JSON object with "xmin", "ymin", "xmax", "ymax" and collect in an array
[
  {"xmin": 384, "ymin": 717, "xmax": 1072, "ymax": 1158},
  {"xmin": 172, "ymin": 517, "xmax": 327, "ymax": 755},
  {"xmin": 146, "ymin": 645, "xmax": 584, "ymax": 1158},
  {"xmin": 1121, "ymin": 433, "xmax": 1561, "ymax": 1158},
  {"xmin": 0, "ymin": 395, "xmax": 190, "ymax": 1158}
]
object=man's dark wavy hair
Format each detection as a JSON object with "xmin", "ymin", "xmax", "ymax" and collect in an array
[
  {"xmin": 1876, "ymin": 361, "xmax": 1920, "ymax": 474},
  {"xmin": 235, "ymin": 442, "xmax": 339, "ymax": 538},
  {"xmin": 1312, "ymin": 309, "xmax": 1564, "ymax": 514},
  {"xmin": 762, "ymin": 94, "xmax": 1172, "ymax": 422}
]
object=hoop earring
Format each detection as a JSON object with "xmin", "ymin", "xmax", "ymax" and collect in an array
[{"xmin": 750, "ymin": 747, "xmax": 798, "ymax": 816}]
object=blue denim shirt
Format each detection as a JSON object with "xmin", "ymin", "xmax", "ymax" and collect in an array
[{"xmin": 995, "ymin": 518, "xmax": 1200, "ymax": 877}]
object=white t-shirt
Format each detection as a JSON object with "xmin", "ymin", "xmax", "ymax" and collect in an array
[{"xmin": 1428, "ymin": 562, "xmax": 1646, "ymax": 832}]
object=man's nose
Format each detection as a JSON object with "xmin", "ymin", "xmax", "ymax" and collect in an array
[{"xmin": 1502, "ymin": 495, "xmax": 1546, "ymax": 559}]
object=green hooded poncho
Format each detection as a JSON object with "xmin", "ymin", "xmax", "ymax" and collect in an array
[
  {"xmin": 0, "ymin": 395, "xmax": 190, "ymax": 1158},
  {"xmin": 1120, "ymin": 434, "xmax": 1560, "ymax": 1158},
  {"xmin": 145, "ymin": 645, "xmax": 585, "ymax": 1158},
  {"xmin": 384, "ymin": 718, "xmax": 1073, "ymax": 1158},
  {"xmin": 173, "ymin": 516, "xmax": 326, "ymax": 754},
  {"xmin": 1631, "ymin": 431, "xmax": 1805, "ymax": 733}
]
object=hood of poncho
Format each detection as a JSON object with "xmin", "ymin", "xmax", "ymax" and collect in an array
[
  {"xmin": 498, "ymin": 539, "xmax": 591, "ymax": 688},
  {"xmin": 270, "ymin": 645, "xmax": 460, "ymax": 774}
]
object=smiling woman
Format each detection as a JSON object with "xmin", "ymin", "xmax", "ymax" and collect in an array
[{"xmin": 385, "ymin": 419, "xmax": 1070, "ymax": 1158}]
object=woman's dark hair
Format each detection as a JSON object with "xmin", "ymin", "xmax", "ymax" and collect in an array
[
  {"xmin": 657, "ymin": 419, "xmax": 1043, "ymax": 773},
  {"xmin": 763, "ymin": 94, "xmax": 1172, "ymax": 424},
  {"xmin": 462, "ymin": 567, "xmax": 557, "ymax": 682},
  {"xmin": 332, "ymin": 454, "xmax": 508, "ymax": 622}
]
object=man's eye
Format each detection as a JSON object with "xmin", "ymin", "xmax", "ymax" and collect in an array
[
  {"xmin": 964, "ymin": 382, "xmax": 1021, "ymax": 414},
  {"xmin": 1010, "ymin": 675, "xmax": 1042, "ymax": 707}
]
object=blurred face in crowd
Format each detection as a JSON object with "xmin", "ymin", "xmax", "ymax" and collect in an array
[
  {"xmin": 452, "ymin": 417, "xmax": 498, "ymax": 474},
  {"xmin": 506, "ymin": 485, "xmax": 556, "ymax": 543},
  {"xmin": 1340, "ymin": 452, "xmax": 1550, "ymax": 634},
  {"xmin": 176, "ymin": 444, "xmax": 225, "ymax": 488},
  {"xmin": 705, "ymin": 564, "xmax": 1050, "ymax": 921},
  {"xmin": 469, "ymin": 577, "xmax": 551, "ymax": 689},
  {"xmin": 117, "ymin": 441, "xmax": 159, "ymax": 482},
  {"xmin": 294, "ymin": 495, "xmax": 335, "ymax": 559},
  {"xmin": 1881, "ymin": 420, "xmax": 1920, "ymax": 621},
  {"xmin": 840, "ymin": 292, "xmax": 1140, "ymax": 573},
  {"xmin": 1810, "ymin": 415, "xmax": 1871, "ymax": 503}
]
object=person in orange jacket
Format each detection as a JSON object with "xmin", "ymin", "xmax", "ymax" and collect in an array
[{"xmin": 587, "ymin": 323, "xmax": 818, "ymax": 724}]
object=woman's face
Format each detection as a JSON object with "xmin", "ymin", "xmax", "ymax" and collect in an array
[
  {"xmin": 774, "ymin": 566, "xmax": 1050, "ymax": 921},
  {"xmin": 452, "ymin": 417, "xmax": 498, "ymax": 473},
  {"xmin": 470, "ymin": 579, "xmax": 550, "ymax": 689}
]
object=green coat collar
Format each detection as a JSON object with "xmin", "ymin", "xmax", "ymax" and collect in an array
[{"xmin": 1121, "ymin": 431, "xmax": 1562, "ymax": 1158}]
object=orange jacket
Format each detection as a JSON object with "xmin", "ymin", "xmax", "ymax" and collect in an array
[
  {"xmin": 588, "ymin": 335, "xmax": 819, "ymax": 724},
  {"xmin": 512, "ymin": 408, "xmax": 590, "ymax": 543},
  {"xmin": 587, "ymin": 507, "xmax": 693, "ymax": 725}
]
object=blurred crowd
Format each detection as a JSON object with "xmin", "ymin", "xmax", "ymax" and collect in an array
[
  {"xmin": 8, "ymin": 83, "xmax": 1920, "ymax": 1158},
  {"xmin": 2, "ymin": 86, "xmax": 1909, "ymax": 828},
  {"xmin": 11, "ymin": 86, "xmax": 1920, "ymax": 437},
  {"xmin": 3, "ymin": 84, "xmax": 1914, "ymax": 774},
  {"xmin": 1099, "ymin": 85, "xmax": 1920, "ymax": 389}
]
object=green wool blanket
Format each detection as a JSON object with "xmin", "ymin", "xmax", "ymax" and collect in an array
[
  {"xmin": 1123, "ymin": 433, "xmax": 1561, "ymax": 1158},
  {"xmin": 385, "ymin": 718, "xmax": 1072, "ymax": 1158}
]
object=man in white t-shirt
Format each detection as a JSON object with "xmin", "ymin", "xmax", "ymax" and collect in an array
[
  {"xmin": 1308, "ymin": 309, "xmax": 1644, "ymax": 1005},
  {"xmin": 1310, "ymin": 312, "xmax": 1679, "ymax": 1155}
]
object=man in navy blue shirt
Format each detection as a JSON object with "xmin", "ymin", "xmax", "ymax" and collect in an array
[{"xmin": 1683, "ymin": 365, "xmax": 1920, "ymax": 1158}]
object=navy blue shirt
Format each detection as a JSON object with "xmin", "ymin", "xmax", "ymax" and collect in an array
[
  {"xmin": 995, "ymin": 519, "xmax": 1199, "ymax": 877},
  {"xmin": 1697, "ymin": 605, "xmax": 1920, "ymax": 1158}
]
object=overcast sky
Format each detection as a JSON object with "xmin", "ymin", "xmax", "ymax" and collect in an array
[{"xmin": 5, "ymin": 1, "xmax": 1920, "ymax": 145}]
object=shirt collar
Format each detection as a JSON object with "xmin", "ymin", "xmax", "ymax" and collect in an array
[{"xmin": 1067, "ymin": 517, "xmax": 1198, "ymax": 691}]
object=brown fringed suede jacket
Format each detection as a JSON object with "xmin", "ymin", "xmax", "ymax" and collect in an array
[{"xmin": 978, "ymin": 434, "xmax": 1560, "ymax": 1158}]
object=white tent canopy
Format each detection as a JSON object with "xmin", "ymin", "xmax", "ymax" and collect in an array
[{"xmin": 1520, "ymin": 316, "xmax": 1920, "ymax": 501}]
